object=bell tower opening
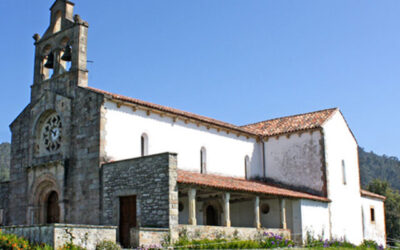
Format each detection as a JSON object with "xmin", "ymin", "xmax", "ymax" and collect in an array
[{"xmin": 31, "ymin": 0, "xmax": 89, "ymax": 103}]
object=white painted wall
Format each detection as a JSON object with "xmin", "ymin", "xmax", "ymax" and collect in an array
[
  {"xmin": 264, "ymin": 131, "xmax": 324, "ymax": 194},
  {"xmin": 322, "ymin": 111, "xmax": 364, "ymax": 245},
  {"xmin": 300, "ymin": 199, "xmax": 330, "ymax": 241},
  {"xmin": 103, "ymin": 101, "xmax": 262, "ymax": 178},
  {"xmin": 361, "ymin": 196, "xmax": 386, "ymax": 247}
]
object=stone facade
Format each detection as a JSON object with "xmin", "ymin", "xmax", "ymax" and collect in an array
[
  {"xmin": 1, "ymin": 224, "xmax": 116, "ymax": 250},
  {"xmin": 7, "ymin": 1, "xmax": 105, "ymax": 226},
  {"xmin": 101, "ymin": 152, "xmax": 178, "ymax": 228},
  {"xmin": 0, "ymin": 181, "xmax": 9, "ymax": 225},
  {"xmin": 130, "ymin": 227, "xmax": 170, "ymax": 248}
]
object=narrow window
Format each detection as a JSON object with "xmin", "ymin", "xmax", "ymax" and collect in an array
[
  {"xmin": 200, "ymin": 147, "xmax": 207, "ymax": 174},
  {"xmin": 141, "ymin": 133, "xmax": 148, "ymax": 156},
  {"xmin": 341, "ymin": 160, "xmax": 347, "ymax": 185},
  {"xmin": 244, "ymin": 155, "xmax": 250, "ymax": 179},
  {"xmin": 370, "ymin": 207, "xmax": 375, "ymax": 223}
]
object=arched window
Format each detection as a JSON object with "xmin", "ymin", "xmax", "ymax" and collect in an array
[
  {"xmin": 244, "ymin": 155, "xmax": 250, "ymax": 179},
  {"xmin": 341, "ymin": 159, "xmax": 347, "ymax": 185},
  {"xmin": 141, "ymin": 133, "xmax": 148, "ymax": 156},
  {"xmin": 200, "ymin": 147, "xmax": 207, "ymax": 174}
]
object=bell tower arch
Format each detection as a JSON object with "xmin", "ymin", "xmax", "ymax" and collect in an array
[{"xmin": 31, "ymin": 0, "xmax": 89, "ymax": 103}]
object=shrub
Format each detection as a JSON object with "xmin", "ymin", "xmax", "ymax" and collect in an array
[
  {"xmin": 95, "ymin": 240, "xmax": 122, "ymax": 250},
  {"xmin": 58, "ymin": 242, "xmax": 86, "ymax": 250},
  {"xmin": 0, "ymin": 231, "xmax": 30, "ymax": 250},
  {"xmin": 173, "ymin": 231, "xmax": 294, "ymax": 249}
]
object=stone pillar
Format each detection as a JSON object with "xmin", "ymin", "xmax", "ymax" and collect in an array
[
  {"xmin": 254, "ymin": 196, "xmax": 261, "ymax": 228},
  {"xmin": 223, "ymin": 192, "xmax": 231, "ymax": 227},
  {"xmin": 188, "ymin": 188, "xmax": 197, "ymax": 225},
  {"xmin": 280, "ymin": 198, "xmax": 287, "ymax": 229}
]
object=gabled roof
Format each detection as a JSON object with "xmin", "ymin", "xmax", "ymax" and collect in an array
[
  {"xmin": 177, "ymin": 170, "xmax": 330, "ymax": 202},
  {"xmin": 241, "ymin": 108, "xmax": 338, "ymax": 137},
  {"xmin": 85, "ymin": 87, "xmax": 345, "ymax": 139},
  {"xmin": 361, "ymin": 189, "xmax": 386, "ymax": 201},
  {"xmin": 85, "ymin": 87, "xmax": 256, "ymax": 136}
]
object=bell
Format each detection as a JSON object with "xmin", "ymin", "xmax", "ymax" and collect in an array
[
  {"xmin": 44, "ymin": 52, "xmax": 54, "ymax": 69},
  {"xmin": 61, "ymin": 45, "xmax": 72, "ymax": 61}
]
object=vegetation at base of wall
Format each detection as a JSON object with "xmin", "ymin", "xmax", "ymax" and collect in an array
[
  {"xmin": 367, "ymin": 179, "xmax": 400, "ymax": 246},
  {"xmin": 58, "ymin": 242, "xmax": 86, "ymax": 250},
  {"xmin": 0, "ymin": 231, "xmax": 30, "ymax": 250},
  {"xmin": 304, "ymin": 233, "xmax": 383, "ymax": 249},
  {"xmin": 173, "ymin": 231, "xmax": 295, "ymax": 249},
  {"xmin": 95, "ymin": 240, "xmax": 122, "ymax": 250}
]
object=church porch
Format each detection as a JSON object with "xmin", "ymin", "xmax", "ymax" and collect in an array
[{"xmin": 176, "ymin": 170, "xmax": 331, "ymax": 242}]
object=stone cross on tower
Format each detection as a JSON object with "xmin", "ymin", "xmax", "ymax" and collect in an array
[{"xmin": 31, "ymin": 0, "xmax": 89, "ymax": 103}]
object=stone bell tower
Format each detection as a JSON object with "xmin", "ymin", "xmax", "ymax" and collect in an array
[
  {"xmin": 6, "ymin": 0, "xmax": 105, "ymax": 226},
  {"xmin": 31, "ymin": 0, "xmax": 88, "ymax": 103}
]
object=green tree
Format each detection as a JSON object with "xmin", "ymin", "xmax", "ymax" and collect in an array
[{"xmin": 368, "ymin": 179, "xmax": 400, "ymax": 245}]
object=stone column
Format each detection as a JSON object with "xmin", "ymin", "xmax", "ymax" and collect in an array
[
  {"xmin": 280, "ymin": 198, "xmax": 287, "ymax": 229},
  {"xmin": 223, "ymin": 192, "xmax": 231, "ymax": 227},
  {"xmin": 254, "ymin": 196, "xmax": 261, "ymax": 228},
  {"xmin": 188, "ymin": 188, "xmax": 197, "ymax": 225}
]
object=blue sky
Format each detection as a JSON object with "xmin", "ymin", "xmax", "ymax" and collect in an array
[{"xmin": 0, "ymin": 1, "xmax": 399, "ymax": 158}]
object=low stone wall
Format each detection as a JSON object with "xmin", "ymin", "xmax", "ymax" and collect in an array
[
  {"xmin": 177, "ymin": 225, "xmax": 291, "ymax": 241},
  {"xmin": 0, "ymin": 224, "xmax": 117, "ymax": 250},
  {"xmin": 130, "ymin": 227, "xmax": 170, "ymax": 248}
]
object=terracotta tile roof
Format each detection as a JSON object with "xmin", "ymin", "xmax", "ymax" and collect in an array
[
  {"xmin": 361, "ymin": 189, "xmax": 386, "ymax": 201},
  {"xmin": 177, "ymin": 170, "xmax": 330, "ymax": 202},
  {"xmin": 85, "ymin": 87, "xmax": 255, "ymax": 136},
  {"xmin": 241, "ymin": 108, "xmax": 338, "ymax": 137}
]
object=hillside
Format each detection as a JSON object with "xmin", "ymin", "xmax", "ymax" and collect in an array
[
  {"xmin": 359, "ymin": 147, "xmax": 400, "ymax": 191},
  {"xmin": 0, "ymin": 142, "xmax": 10, "ymax": 182}
]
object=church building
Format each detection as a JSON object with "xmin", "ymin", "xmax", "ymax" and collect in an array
[{"xmin": 0, "ymin": 0, "xmax": 386, "ymax": 248}]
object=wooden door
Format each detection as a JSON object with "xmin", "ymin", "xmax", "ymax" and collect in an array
[{"xmin": 119, "ymin": 196, "xmax": 137, "ymax": 248}]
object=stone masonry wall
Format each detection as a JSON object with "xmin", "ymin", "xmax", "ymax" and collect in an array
[
  {"xmin": 1, "ymin": 224, "xmax": 116, "ymax": 250},
  {"xmin": 0, "ymin": 182, "xmax": 9, "ymax": 225},
  {"xmin": 8, "ymin": 106, "xmax": 31, "ymax": 225},
  {"xmin": 102, "ymin": 153, "xmax": 178, "ymax": 228},
  {"xmin": 7, "ymin": 86, "xmax": 104, "ymax": 226},
  {"xmin": 65, "ymin": 87, "xmax": 104, "ymax": 224}
]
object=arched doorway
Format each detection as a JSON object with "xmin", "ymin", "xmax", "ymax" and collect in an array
[
  {"xmin": 46, "ymin": 191, "xmax": 60, "ymax": 223},
  {"xmin": 206, "ymin": 205, "xmax": 218, "ymax": 226}
]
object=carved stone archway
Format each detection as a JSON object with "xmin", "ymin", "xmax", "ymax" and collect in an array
[{"xmin": 28, "ymin": 173, "xmax": 63, "ymax": 225}]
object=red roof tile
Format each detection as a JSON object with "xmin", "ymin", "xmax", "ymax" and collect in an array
[
  {"xmin": 361, "ymin": 189, "xmax": 386, "ymax": 201},
  {"xmin": 177, "ymin": 170, "xmax": 330, "ymax": 202},
  {"xmin": 241, "ymin": 108, "xmax": 338, "ymax": 136},
  {"xmin": 85, "ymin": 87, "xmax": 255, "ymax": 136}
]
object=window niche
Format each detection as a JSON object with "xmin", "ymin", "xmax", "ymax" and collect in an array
[
  {"xmin": 200, "ymin": 147, "xmax": 207, "ymax": 174},
  {"xmin": 141, "ymin": 133, "xmax": 148, "ymax": 156},
  {"xmin": 341, "ymin": 160, "xmax": 347, "ymax": 185},
  {"xmin": 244, "ymin": 155, "xmax": 250, "ymax": 179},
  {"xmin": 370, "ymin": 207, "xmax": 375, "ymax": 223}
]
